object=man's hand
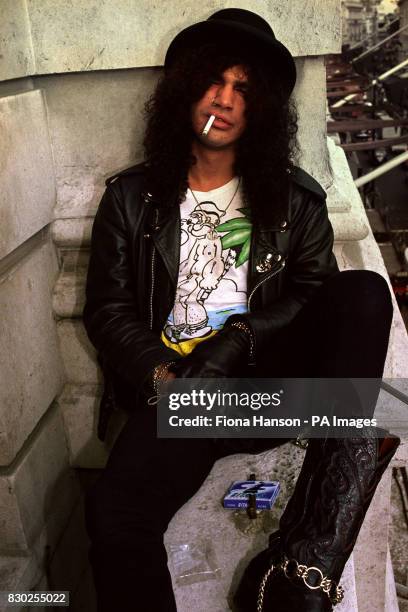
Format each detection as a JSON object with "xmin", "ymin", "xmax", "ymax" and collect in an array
[{"xmin": 170, "ymin": 325, "xmax": 250, "ymax": 378}]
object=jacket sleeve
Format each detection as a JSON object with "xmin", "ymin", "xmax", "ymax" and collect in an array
[
  {"xmin": 83, "ymin": 182, "xmax": 180, "ymax": 391},
  {"xmin": 236, "ymin": 197, "xmax": 339, "ymax": 359}
]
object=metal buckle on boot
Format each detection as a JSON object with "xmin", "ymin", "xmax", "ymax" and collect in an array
[
  {"xmin": 300, "ymin": 564, "xmax": 325, "ymax": 589},
  {"xmin": 282, "ymin": 556, "xmax": 344, "ymax": 605}
]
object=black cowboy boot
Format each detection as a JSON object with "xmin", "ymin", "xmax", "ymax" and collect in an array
[{"xmin": 234, "ymin": 432, "xmax": 400, "ymax": 611}]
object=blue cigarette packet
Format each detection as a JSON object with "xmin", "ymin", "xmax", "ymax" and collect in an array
[{"xmin": 223, "ymin": 480, "xmax": 280, "ymax": 510}]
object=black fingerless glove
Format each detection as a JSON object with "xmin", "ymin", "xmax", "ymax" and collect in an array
[{"xmin": 170, "ymin": 324, "xmax": 251, "ymax": 378}]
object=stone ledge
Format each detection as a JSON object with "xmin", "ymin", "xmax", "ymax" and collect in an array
[
  {"xmin": 354, "ymin": 466, "xmax": 393, "ymax": 611},
  {"xmin": 325, "ymin": 138, "xmax": 369, "ymax": 241},
  {"xmin": 165, "ymin": 445, "xmax": 359, "ymax": 611}
]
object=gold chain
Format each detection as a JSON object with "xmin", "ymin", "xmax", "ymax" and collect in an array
[
  {"xmin": 229, "ymin": 320, "xmax": 255, "ymax": 362},
  {"xmin": 152, "ymin": 361, "xmax": 176, "ymax": 392},
  {"xmin": 257, "ymin": 556, "xmax": 344, "ymax": 611},
  {"xmin": 257, "ymin": 565, "xmax": 274, "ymax": 612},
  {"xmin": 189, "ymin": 177, "xmax": 241, "ymax": 215}
]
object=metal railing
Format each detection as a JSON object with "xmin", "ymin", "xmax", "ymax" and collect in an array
[
  {"xmin": 354, "ymin": 150, "xmax": 408, "ymax": 188},
  {"xmin": 352, "ymin": 23, "xmax": 408, "ymax": 64}
]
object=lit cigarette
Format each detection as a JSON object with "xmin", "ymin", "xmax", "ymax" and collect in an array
[{"xmin": 202, "ymin": 114, "xmax": 215, "ymax": 136}]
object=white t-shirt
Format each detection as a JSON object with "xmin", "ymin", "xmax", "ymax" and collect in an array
[{"xmin": 161, "ymin": 177, "xmax": 252, "ymax": 356}]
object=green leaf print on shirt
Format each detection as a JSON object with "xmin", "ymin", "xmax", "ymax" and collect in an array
[{"xmin": 218, "ymin": 208, "xmax": 252, "ymax": 268}]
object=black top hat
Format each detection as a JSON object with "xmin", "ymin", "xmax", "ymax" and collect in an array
[{"xmin": 165, "ymin": 8, "xmax": 296, "ymax": 99}]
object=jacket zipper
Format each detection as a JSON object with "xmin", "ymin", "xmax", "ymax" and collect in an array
[
  {"xmin": 248, "ymin": 260, "xmax": 286, "ymax": 312},
  {"xmin": 148, "ymin": 208, "xmax": 159, "ymax": 331}
]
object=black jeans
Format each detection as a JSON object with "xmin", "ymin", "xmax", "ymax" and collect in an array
[{"xmin": 85, "ymin": 270, "xmax": 393, "ymax": 612}]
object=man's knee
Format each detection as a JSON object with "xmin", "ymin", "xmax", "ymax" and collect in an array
[{"xmin": 324, "ymin": 270, "xmax": 393, "ymax": 321}]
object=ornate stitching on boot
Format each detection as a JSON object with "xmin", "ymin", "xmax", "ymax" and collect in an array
[
  {"xmin": 255, "ymin": 434, "xmax": 399, "ymax": 611},
  {"xmin": 284, "ymin": 437, "xmax": 395, "ymax": 579}
]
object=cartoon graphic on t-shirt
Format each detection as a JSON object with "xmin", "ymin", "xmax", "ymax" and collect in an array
[
  {"xmin": 218, "ymin": 207, "xmax": 252, "ymax": 267},
  {"xmin": 161, "ymin": 180, "xmax": 252, "ymax": 354},
  {"xmin": 164, "ymin": 201, "xmax": 229, "ymax": 340},
  {"xmin": 164, "ymin": 201, "xmax": 251, "ymax": 343}
]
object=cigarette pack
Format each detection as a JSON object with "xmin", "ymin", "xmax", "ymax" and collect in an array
[{"xmin": 223, "ymin": 480, "xmax": 280, "ymax": 510}]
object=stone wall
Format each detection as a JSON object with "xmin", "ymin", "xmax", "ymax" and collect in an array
[
  {"xmin": 0, "ymin": 77, "xmax": 81, "ymax": 599},
  {"xmin": 1, "ymin": 0, "xmax": 341, "ymax": 82}
]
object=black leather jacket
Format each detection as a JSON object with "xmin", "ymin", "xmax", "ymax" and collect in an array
[{"xmin": 83, "ymin": 163, "xmax": 338, "ymax": 432}]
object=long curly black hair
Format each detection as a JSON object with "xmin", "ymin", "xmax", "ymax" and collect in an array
[{"xmin": 143, "ymin": 41, "xmax": 298, "ymax": 225}]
